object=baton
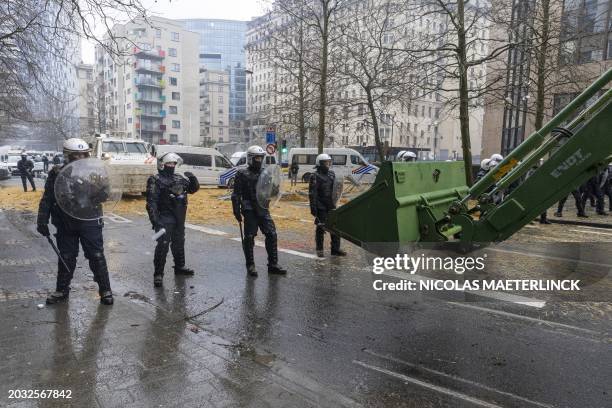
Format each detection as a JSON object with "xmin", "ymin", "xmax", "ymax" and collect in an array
[
  {"xmin": 151, "ymin": 228, "xmax": 166, "ymax": 241},
  {"xmin": 46, "ymin": 236, "xmax": 71, "ymax": 273},
  {"xmin": 238, "ymin": 220, "xmax": 244, "ymax": 244}
]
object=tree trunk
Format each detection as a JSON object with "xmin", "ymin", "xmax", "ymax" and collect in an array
[
  {"xmin": 457, "ymin": 0, "xmax": 473, "ymax": 186},
  {"xmin": 317, "ymin": 1, "xmax": 329, "ymax": 154},
  {"xmin": 534, "ymin": 0, "xmax": 550, "ymax": 130},
  {"xmin": 298, "ymin": 20, "xmax": 306, "ymax": 148},
  {"xmin": 366, "ymin": 89, "xmax": 385, "ymax": 162}
]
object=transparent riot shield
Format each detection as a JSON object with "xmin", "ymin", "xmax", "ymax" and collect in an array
[
  {"xmin": 332, "ymin": 174, "xmax": 344, "ymax": 206},
  {"xmin": 256, "ymin": 164, "xmax": 282, "ymax": 209},
  {"xmin": 54, "ymin": 158, "xmax": 122, "ymax": 220}
]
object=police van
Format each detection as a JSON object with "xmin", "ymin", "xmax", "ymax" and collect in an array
[
  {"xmin": 154, "ymin": 145, "xmax": 234, "ymax": 186},
  {"xmin": 287, "ymin": 147, "xmax": 378, "ymax": 183},
  {"xmin": 218, "ymin": 151, "xmax": 277, "ymax": 188}
]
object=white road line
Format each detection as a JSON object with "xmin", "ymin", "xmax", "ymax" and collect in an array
[
  {"xmin": 185, "ymin": 223, "xmax": 228, "ymax": 236},
  {"xmin": 447, "ymin": 302, "xmax": 603, "ymax": 337},
  {"xmin": 230, "ymin": 237, "xmax": 321, "ymax": 260},
  {"xmin": 363, "ymin": 349, "xmax": 553, "ymax": 408},
  {"xmin": 104, "ymin": 213, "xmax": 132, "ymax": 223},
  {"xmin": 569, "ymin": 228, "xmax": 612, "ymax": 237},
  {"xmin": 487, "ymin": 247, "xmax": 612, "ymax": 268},
  {"xmin": 353, "ymin": 360, "xmax": 502, "ymax": 408},
  {"xmin": 381, "ymin": 269, "xmax": 546, "ymax": 309},
  {"xmin": 574, "ymin": 225, "xmax": 612, "ymax": 232}
]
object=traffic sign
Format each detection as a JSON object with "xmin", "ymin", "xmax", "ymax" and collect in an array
[
  {"xmin": 266, "ymin": 143, "xmax": 276, "ymax": 155},
  {"xmin": 266, "ymin": 129, "xmax": 276, "ymax": 144}
]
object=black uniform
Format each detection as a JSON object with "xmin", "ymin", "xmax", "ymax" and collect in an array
[
  {"xmin": 42, "ymin": 155, "xmax": 49, "ymax": 172},
  {"xmin": 17, "ymin": 157, "xmax": 36, "ymax": 191},
  {"xmin": 146, "ymin": 169, "xmax": 199, "ymax": 278},
  {"xmin": 603, "ymin": 167, "xmax": 612, "ymax": 212},
  {"xmin": 582, "ymin": 174, "xmax": 607, "ymax": 215},
  {"xmin": 231, "ymin": 165, "xmax": 280, "ymax": 270},
  {"xmin": 309, "ymin": 167, "xmax": 341, "ymax": 253},
  {"xmin": 37, "ymin": 165, "xmax": 111, "ymax": 298}
]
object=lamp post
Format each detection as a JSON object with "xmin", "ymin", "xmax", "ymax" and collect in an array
[{"xmin": 245, "ymin": 69, "xmax": 253, "ymax": 144}]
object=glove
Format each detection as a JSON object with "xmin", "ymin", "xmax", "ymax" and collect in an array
[
  {"xmin": 184, "ymin": 171, "xmax": 195, "ymax": 178},
  {"xmin": 37, "ymin": 223, "xmax": 50, "ymax": 237}
]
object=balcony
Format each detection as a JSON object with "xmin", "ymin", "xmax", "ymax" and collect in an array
[
  {"xmin": 136, "ymin": 123, "xmax": 164, "ymax": 133},
  {"xmin": 137, "ymin": 109, "xmax": 166, "ymax": 118},
  {"xmin": 133, "ymin": 47, "xmax": 165, "ymax": 60},
  {"xmin": 135, "ymin": 93, "xmax": 165, "ymax": 104},
  {"xmin": 134, "ymin": 78, "xmax": 162, "ymax": 88},
  {"xmin": 134, "ymin": 61, "xmax": 165, "ymax": 74},
  {"xmin": 159, "ymin": 124, "xmax": 167, "ymax": 131}
]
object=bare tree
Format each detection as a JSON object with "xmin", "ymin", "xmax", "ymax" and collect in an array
[{"xmin": 337, "ymin": 0, "xmax": 418, "ymax": 162}]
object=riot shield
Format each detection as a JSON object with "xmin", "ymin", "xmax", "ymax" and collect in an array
[
  {"xmin": 332, "ymin": 175, "xmax": 344, "ymax": 206},
  {"xmin": 54, "ymin": 158, "xmax": 122, "ymax": 220},
  {"xmin": 256, "ymin": 164, "xmax": 282, "ymax": 209}
]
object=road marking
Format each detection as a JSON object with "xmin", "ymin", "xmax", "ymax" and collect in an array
[
  {"xmin": 569, "ymin": 228, "xmax": 612, "ymax": 237},
  {"xmin": 185, "ymin": 224, "xmax": 228, "ymax": 236},
  {"xmin": 382, "ymin": 269, "xmax": 546, "ymax": 309},
  {"xmin": 447, "ymin": 302, "xmax": 603, "ymax": 337},
  {"xmin": 104, "ymin": 213, "xmax": 132, "ymax": 223},
  {"xmin": 353, "ymin": 360, "xmax": 502, "ymax": 408},
  {"xmin": 230, "ymin": 237, "xmax": 321, "ymax": 260},
  {"xmin": 362, "ymin": 349, "xmax": 553, "ymax": 408},
  {"xmin": 487, "ymin": 247, "xmax": 612, "ymax": 268},
  {"xmin": 574, "ymin": 225, "xmax": 612, "ymax": 232}
]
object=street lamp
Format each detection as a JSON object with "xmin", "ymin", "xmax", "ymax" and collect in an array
[{"xmin": 245, "ymin": 69, "xmax": 253, "ymax": 144}]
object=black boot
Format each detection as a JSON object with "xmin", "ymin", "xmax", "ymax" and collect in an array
[
  {"xmin": 554, "ymin": 212, "xmax": 562, "ymax": 217},
  {"xmin": 331, "ymin": 249, "xmax": 347, "ymax": 256},
  {"xmin": 268, "ymin": 264, "xmax": 287, "ymax": 275},
  {"xmin": 174, "ymin": 265, "xmax": 194, "ymax": 275},
  {"xmin": 247, "ymin": 264, "xmax": 258, "ymax": 277},
  {"xmin": 154, "ymin": 274, "xmax": 164, "ymax": 288},
  {"xmin": 100, "ymin": 291, "xmax": 114, "ymax": 305},
  {"xmin": 577, "ymin": 212, "xmax": 589, "ymax": 218},
  {"xmin": 46, "ymin": 291, "xmax": 69, "ymax": 305}
]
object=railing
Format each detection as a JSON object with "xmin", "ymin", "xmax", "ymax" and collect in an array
[{"xmin": 132, "ymin": 47, "xmax": 165, "ymax": 59}]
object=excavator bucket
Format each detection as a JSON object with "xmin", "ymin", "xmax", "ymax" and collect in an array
[{"xmin": 326, "ymin": 161, "xmax": 469, "ymax": 246}]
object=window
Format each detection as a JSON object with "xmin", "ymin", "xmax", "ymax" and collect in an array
[
  {"xmin": 294, "ymin": 154, "xmax": 317, "ymax": 165},
  {"xmin": 170, "ymin": 134, "xmax": 178, "ymax": 143},
  {"xmin": 169, "ymin": 106, "xmax": 178, "ymax": 114},
  {"xmin": 218, "ymin": 85, "xmax": 223, "ymax": 92},
  {"xmin": 155, "ymin": 29, "xmax": 161, "ymax": 38},
  {"xmin": 127, "ymin": 103, "xmax": 131, "ymax": 109},
  {"xmin": 172, "ymin": 92, "xmax": 180, "ymax": 100},
  {"xmin": 218, "ymin": 128, "xmax": 224, "ymax": 135},
  {"xmin": 171, "ymin": 63, "xmax": 180, "ymax": 72},
  {"xmin": 170, "ymin": 77, "xmax": 177, "ymax": 86},
  {"xmin": 351, "ymin": 155, "xmax": 364, "ymax": 165},
  {"xmin": 215, "ymin": 155, "xmax": 232, "ymax": 169},
  {"xmin": 102, "ymin": 141, "xmax": 124, "ymax": 154},
  {"xmin": 169, "ymin": 48, "xmax": 177, "ymax": 57},
  {"xmin": 172, "ymin": 120, "xmax": 181, "ymax": 129},
  {"xmin": 128, "ymin": 117, "xmax": 132, "ymax": 124},
  {"xmin": 171, "ymin": 32, "xmax": 179, "ymax": 41},
  {"xmin": 330, "ymin": 154, "xmax": 347, "ymax": 165},
  {"xmin": 218, "ymin": 95, "xmax": 223, "ymax": 103},
  {"xmin": 179, "ymin": 153, "xmax": 212, "ymax": 167},
  {"xmin": 126, "ymin": 143, "xmax": 147, "ymax": 153}
]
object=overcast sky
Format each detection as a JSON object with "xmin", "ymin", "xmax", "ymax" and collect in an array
[{"xmin": 81, "ymin": 0, "xmax": 268, "ymax": 63}]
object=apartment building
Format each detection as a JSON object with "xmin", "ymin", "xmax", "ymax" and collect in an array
[
  {"xmin": 94, "ymin": 17, "xmax": 199, "ymax": 145},
  {"xmin": 77, "ymin": 63, "xmax": 96, "ymax": 137},
  {"xmin": 481, "ymin": 0, "xmax": 612, "ymax": 158},
  {"xmin": 199, "ymin": 68, "xmax": 230, "ymax": 144},
  {"xmin": 245, "ymin": 1, "xmax": 487, "ymax": 162}
]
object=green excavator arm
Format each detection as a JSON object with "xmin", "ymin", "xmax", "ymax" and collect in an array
[{"xmin": 327, "ymin": 68, "xmax": 612, "ymax": 247}]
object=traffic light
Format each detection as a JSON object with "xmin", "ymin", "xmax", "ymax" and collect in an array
[{"xmin": 281, "ymin": 139, "xmax": 288, "ymax": 153}]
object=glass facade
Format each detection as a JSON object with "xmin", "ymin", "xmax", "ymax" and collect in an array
[
  {"xmin": 560, "ymin": 0, "xmax": 612, "ymax": 64},
  {"xmin": 179, "ymin": 19, "xmax": 247, "ymax": 128}
]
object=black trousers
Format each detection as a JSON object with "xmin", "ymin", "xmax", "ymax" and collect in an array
[
  {"xmin": 315, "ymin": 210, "xmax": 340, "ymax": 252},
  {"xmin": 557, "ymin": 190, "xmax": 585, "ymax": 215},
  {"xmin": 55, "ymin": 223, "xmax": 111, "ymax": 294},
  {"xmin": 154, "ymin": 222, "xmax": 186, "ymax": 275},
  {"xmin": 242, "ymin": 210, "xmax": 278, "ymax": 266},
  {"xmin": 582, "ymin": 178, "xmax": 605, "ymax": 213},
  {"xmin": 20, "ymin": 173, "xmax": 35, "ymax": 191}
]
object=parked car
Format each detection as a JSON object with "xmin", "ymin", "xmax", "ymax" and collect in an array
[
  {"xmin": 287, "ymin": 147, "xmax": 378, "ymax": 183},
  {"xmin": 154, "ymin": 145, "xmax": 234, "ymax": 186}
]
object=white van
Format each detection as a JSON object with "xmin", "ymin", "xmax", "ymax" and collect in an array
[
  {"xmin": 218, "ymin": 152, "xmax": 277, "ymax": 188},
  {"xmin": 154, "ymin": 145, "xmax": 233, "ymax": 186},
  {"xmin": 230, "ymin": 151, "xmax": 245, "ymax": 166},
  {"xmin": 91, "ymin": 135, "xmax": 157, "ymax": 194},
  {"xmin": 287, "ymin": 147, "xmax": 378, "ymax": 183}
]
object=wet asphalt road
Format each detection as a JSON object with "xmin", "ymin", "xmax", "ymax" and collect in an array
[{"xmin": 0, "ymin": 198, "xmax": 611, "ymax": 407}]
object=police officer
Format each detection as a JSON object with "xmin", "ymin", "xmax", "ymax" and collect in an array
[
  {"xmin": 17, "ymin": 153, "xmax": 36, "ymax": 192},
  {"xmin": 583, "ymin": 174, "xmax": 607, "ymax": 216},
  {"xmin": 37, "ymin": 138, "xmax": 114, "ymax": 305},
  {"xmin": 231, "ymin": 146, "xmax": 287, "ymax": 277},
  {"xmin": 398, "ymin": 150, "xmax": 417, "ymax": 162},
  {"xmin": 309, "ymin": 153, "xmax": 346, "ymax": 258},
  {"xmin": 42, "ymin": 154, "xmax": 49, "ymax": 172},
  {"xmin": 476, "ymin": 159, "xmax": 492, "ymax": 182},
  {"xmin": 146, "ymin": 152, "xmax": 200, "ymax": 288}
]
